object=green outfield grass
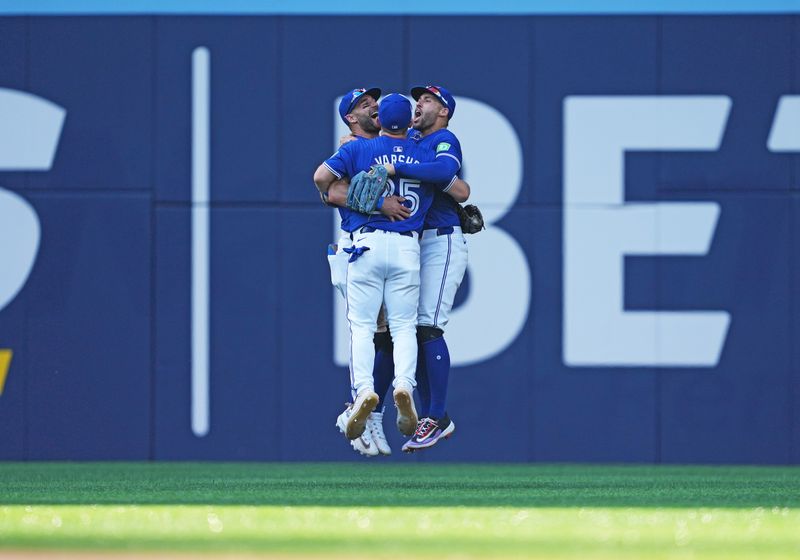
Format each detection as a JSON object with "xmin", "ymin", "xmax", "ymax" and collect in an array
[{"xmin": 0, "ymin": 463, "xmax": 798, "ymax": 558}]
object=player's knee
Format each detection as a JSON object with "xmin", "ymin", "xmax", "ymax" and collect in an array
[
  {"xmin": 373, "ymin": 330, "xmax": 394, "ymax": 354},
  {"xmin": 416, "ymin": 325, "xmax": 444, "ymax": 344}
]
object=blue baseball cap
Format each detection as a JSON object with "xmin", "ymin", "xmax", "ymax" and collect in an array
[
  {"xmin": 378, "ymin": 93, "xmax": 412, "ymax": 132},
  {"xmin": 338, "ymin": 87, "xmax": 381, "ymax": 125},
  {"xmin": 411, "ymin": 85, "xmax": 456, "ymax": 120}
]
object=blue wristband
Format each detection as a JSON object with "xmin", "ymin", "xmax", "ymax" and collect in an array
[{"xmin": 376, "ymin": 197, "xmax": 384, "ymax": 210}]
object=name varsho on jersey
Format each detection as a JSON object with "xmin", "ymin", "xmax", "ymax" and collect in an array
[
  {"xmin": 324, "ymin": 136, "xmax": 436, "ymax": 234},
  {"xmin": 373, "ymin": 153, "xmax": 420, "ymax": 166}
]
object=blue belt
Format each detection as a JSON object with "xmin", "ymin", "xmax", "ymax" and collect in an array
[
  {"xmin": 358, "ymin": 226, "xmax": 414, "ymax": 237},
  {"xmin": 421, "ymin": 226, "xmax": 454, "ymax": 239}
]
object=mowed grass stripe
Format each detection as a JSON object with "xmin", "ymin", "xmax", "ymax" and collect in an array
[
  {"xmin": 1, "ymin": 505, "xmax": 799, "ymax": 559},
  {"xmin": 0, "ymin": 463, "xmax": 798, "ymax": 507},
  {"xmin": 0, "ymin": 463, "xmax": 798, "ymax": 558}
]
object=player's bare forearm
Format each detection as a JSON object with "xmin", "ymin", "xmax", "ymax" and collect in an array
[
  {"xmin": 447, "ymin": 178, "xmax": 470, "ymax": 203},
  {"xmin": 313, "ymin": 164, "xmax": 338, "ymax": 194},
  {"xmin": 327, "ymin": 180, "xmax": 349, "ymax": 207}
]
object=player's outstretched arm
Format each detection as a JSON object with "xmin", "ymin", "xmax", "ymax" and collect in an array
[{"xmin": 384, "ymin": 157, "xmax": 460, "ymax": 185}]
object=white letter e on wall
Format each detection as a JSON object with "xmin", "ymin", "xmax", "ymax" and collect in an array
[{"xmin": 563, "ymin": 96, "xmax": 731, "ymax": 367}]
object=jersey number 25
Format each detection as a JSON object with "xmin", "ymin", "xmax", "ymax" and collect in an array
[{"xmin": 389, "ymin": 178, "xmax": 420, "ymax": 216}]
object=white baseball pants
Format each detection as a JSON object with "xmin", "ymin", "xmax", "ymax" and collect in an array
[
  {"xmin": 417, "ymin": 226, "xmax": 469, "ymax": 329},
  {"xmin": 345, "ymin": 229, "xmax": 420, "ymax": 396}
]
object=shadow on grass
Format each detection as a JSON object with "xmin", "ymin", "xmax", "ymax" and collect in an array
[{"xmin": 0, "ymin": 462, "xmax": 798, "ymax": 508}]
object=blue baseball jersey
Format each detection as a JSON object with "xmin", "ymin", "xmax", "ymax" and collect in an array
[
  {"xmin": 323, "ymin": 137, "xmax": 368, "ymax": 233},
  {"xmin": 323, "ymin": 136, "xmax": 436, "ymax": 233},
  {"xmin": 409, "ymin": 129, "xmax": 463, "ymax": 229}
]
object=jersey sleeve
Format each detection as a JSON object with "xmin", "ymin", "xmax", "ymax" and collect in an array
[
  {"xmin": 432, "ymin": 130, "xmax": 462, "ymax": 169},
  {"xmin": 322, "ymin": 143, "xmax": 355, "ymax": 179},
  {"xmin": 393, "ymin": 130, "xmax": 463, "ymax": 188},
  {"xmin": 442, "ymin": 175, "xmax": 459, "ymax": 193},
  {"xmin": 393, "ymin": 157, "xmax": 460, "ymax": 185}
]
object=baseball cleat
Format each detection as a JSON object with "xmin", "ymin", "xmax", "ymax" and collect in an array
[
  {"xmin": 401, "ymin": 415, "xmax": 455, "ymax": 452},
  {"xmin": 336, "ymin": 405, "xmax": 379, "ymax": 457},
  {"xmin": 392, "ymin": 387, "xmax": 418, "ymax": 436},
  {"xmin": 343, "ymin": 390, "xmax": 379, "ymax": 440},
  {"xmin": 366, "ymin": 411, "xmax": 391, "ymax": 455}
]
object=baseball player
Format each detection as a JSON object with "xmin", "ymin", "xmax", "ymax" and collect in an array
[
  {"xmin": 322, "ymin": 87, "xmax": 405, "ymax": 457},
  {"xmin": 322, "ymin": 90, "xmax": 471, "ymax": 457},
  {"xmin": 314, "ymin": 93, "xmax": 446, "ymax": 449},
  {"xmin": 382, "ymin": 85, "xmax": 469, "ymax": 452}
]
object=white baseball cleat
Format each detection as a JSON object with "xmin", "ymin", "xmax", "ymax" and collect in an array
[
  {"xmin": 366, "ymin": 411, "xmax": 391, "ymax": 455},
  {"xmin": 342, "ymin": 390, "xmax": 379, "ymax": 440},
  {"xmin": 392, "ymin": 386, "xmax": 418, "ymax": 436},
  {"xmin": 336, "ymin": 405, "xmax": 379, "ymax": 457}
]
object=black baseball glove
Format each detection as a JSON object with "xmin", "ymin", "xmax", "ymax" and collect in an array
[{"xmin": 456, "ymin": 204, "xmax": 485, "ymax": 234}]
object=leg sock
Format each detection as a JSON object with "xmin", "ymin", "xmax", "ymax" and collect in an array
[
  {"xmin": 418, "ymin": 330, "xmax": 450, "ymax": 420},
  {"xmin": 373, "ymin": 330, "xmax": 395, "ymax": 410},
  {"xmin": 415, "ymin": 346, "xmax": 430, "ymax": 418}
]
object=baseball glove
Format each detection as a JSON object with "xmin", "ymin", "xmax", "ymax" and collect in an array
[
  {"xmin": 456, "ymin": 203, "xmax": 485, "ymax": 234},
  {"xmin": 346, "ymin": 165, "xmax": 390, "ymax": 214}
]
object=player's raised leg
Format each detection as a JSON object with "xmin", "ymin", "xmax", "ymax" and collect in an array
[
  {"xmin": 343, "ymin": 235, "xmax": 386, "ymax": 439},
  {"xmin": 404, "ymin": 227, "xmax": 468, "ymax": 451},
  {"xmin": 402, "ymin": 326, "xmax": 456, "ymax": 452},
  {"xmin": 329, "ymin": 235, "xmax": 387, "ymax": 454},
  {"xmin": 382, "ymin": 233, "xmax": 421, "ymax": 436}
]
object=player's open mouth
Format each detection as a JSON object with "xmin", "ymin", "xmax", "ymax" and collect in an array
[
  {"xmin": 414, "ymin": 109, "xmax": 422, "ymax": 117},
  {"xmin": 370, "ymin": 111, "xmax": 379, "ymax": 119}
]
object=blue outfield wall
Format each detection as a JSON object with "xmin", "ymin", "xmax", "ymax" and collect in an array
[{"xmin": 0, "ymin": 15, "xmax": 799, "ymax": 463}]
